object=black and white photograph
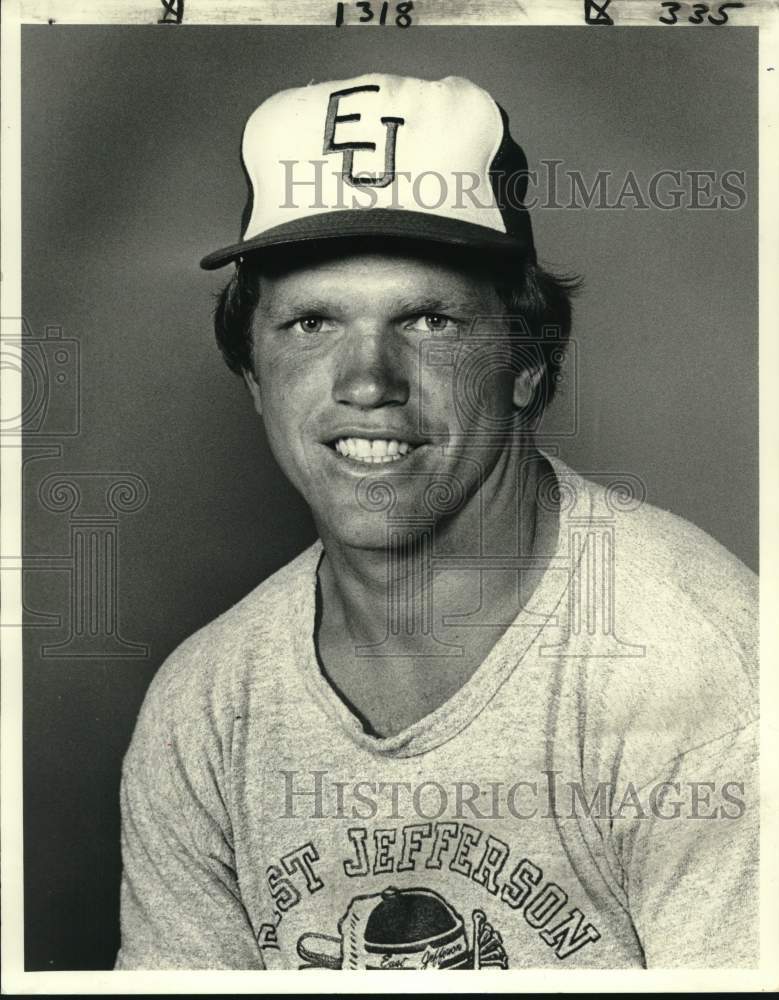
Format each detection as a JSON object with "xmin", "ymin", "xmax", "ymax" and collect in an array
[{"xmin": 1, "ymin": 1, "xmax": 776, "ymax": 991}]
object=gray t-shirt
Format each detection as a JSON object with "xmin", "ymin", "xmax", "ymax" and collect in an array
[{"xmin": 115, "ymin": 455, "xmax": 758, "ymax": 970}]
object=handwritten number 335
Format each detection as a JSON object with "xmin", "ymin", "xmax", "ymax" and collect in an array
[{"xmin": 659, "ymin": 2, "xmax": 744, "ymax": 24}]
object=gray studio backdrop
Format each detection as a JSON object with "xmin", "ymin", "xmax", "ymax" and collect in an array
[{"xmin": 21, "ymin": 26, "xmax": 757, "ymax": 970}]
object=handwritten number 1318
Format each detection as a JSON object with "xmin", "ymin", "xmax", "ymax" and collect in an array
[
  {"xmin": 335, "ymin": 1, "xmax": 414, "ymax": 25},
  {"xmin": 659, "ymin": 2, "xmax": 744, "ymax": 24}
]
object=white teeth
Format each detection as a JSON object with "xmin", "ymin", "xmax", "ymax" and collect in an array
[{"xmin": 332, "ymin": 437, "xmax": 416, "ymax": 463}]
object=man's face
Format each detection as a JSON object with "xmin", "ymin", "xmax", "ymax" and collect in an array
[{"xmin": 246, "ymin": 248, "xmax": 532, "ymax": 549}]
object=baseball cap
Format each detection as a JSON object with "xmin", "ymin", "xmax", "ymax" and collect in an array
[{"xmin": 199, "ymin": 74, "xmax": 536, "ymax": 270}]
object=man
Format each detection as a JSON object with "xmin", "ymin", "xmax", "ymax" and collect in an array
[{"xmin": 115, "ymin": 74, "xmax": 758, "ymax": 970}]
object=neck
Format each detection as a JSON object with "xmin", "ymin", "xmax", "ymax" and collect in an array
[{"xmin": 316, "ymin": 443, "xmax": 546, "ymax": 650}]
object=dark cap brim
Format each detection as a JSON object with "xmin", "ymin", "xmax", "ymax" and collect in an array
[{"xmin": 199, "ymin": 209, "xmax": 530, "ymax": 270}]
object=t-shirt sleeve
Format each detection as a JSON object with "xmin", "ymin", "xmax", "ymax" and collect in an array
[
  {"xmin": 613, "ymin": 721, "xmax": 759, "ymax": 968},
  {"xmin": 114, "ymin": 676, "xmax": 264, "ymax": 970}
]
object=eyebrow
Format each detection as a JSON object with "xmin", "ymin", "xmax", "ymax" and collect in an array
[
  {"xmin": 262, "ymin": 298, "xmax": 338, "ymax": 320},
  {"xmin": 392, "ymin": 295, "xmax": 494, "ymax": 316},
  {"xmin": 262, "ymin": 293, "xmax": 497, "ymax": 321}
]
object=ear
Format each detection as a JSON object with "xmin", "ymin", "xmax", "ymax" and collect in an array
[
  {"xmin": 512, "ymin": 366, "xmax": 544, "ymax": 409},
  {"xmin": 242, "ymin": 367, "xmax": 263, "ymax": 416}
]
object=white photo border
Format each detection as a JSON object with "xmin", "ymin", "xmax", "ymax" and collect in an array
[{"xmin": 2, "ymin": 0, "xmax": 777, "ymax": 993}]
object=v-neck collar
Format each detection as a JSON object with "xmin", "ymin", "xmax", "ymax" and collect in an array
[{"xmin": 290, "ymin": 453, "xmax": 592, "ymax": 758}]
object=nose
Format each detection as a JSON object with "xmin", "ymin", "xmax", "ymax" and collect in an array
[{"xmin": 332, "ymin": 324, "xmax": 410, "ymax": 409}]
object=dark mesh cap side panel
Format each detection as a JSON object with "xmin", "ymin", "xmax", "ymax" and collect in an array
[{"xmin": 489, "ymin": 104, "xmax": 536, "ymax": 262}]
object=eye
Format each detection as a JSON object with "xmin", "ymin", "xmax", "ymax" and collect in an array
[
  {"xmin": 409, "ymin": 314, "xmax": 456, "ymax": 333},
  {"xmin": 294, "ymin": 316, "xmax": 327, "ymax": 334}
]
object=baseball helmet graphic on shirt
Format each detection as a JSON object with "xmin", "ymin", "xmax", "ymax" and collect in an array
[{"xmin": 296, "ymin": 885, "xmax": 508, "ymax": 969}]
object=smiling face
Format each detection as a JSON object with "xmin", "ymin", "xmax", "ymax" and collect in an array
[{"xmin": 244, "ymin": 247, "xmax": 537, "ymax": 550}]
